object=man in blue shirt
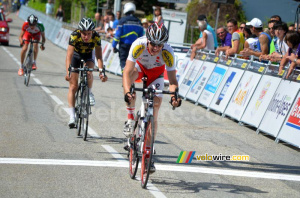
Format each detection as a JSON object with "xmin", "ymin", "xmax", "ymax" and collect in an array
[{"xmin": 112, "ymin": 2, "xmax": 143, "ymax": 71}]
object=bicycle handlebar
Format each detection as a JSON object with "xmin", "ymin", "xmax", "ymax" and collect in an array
[
  {"xmin": 22, "ymin": 39, "xmax": 44, "ymax": 45},
  {"xmin": 68, "ymin": 65, "xmax": 106, "ymax": 78}
]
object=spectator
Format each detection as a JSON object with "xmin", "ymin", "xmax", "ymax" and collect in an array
[
  {"xmin": 98, "ymin": 15, "xmax": 109, "ymax": 34},
  {"xmin": 240, "ymin": 18, "xmax": 271, "ymax": 58},
  {"xmin": 268, "ymin": 22, "xmax": 289, "ymax": 62},
  {"xmin": 148, "ymin": 20, "xmax": 154, "ymax": 26},
  {"xmin": 106, "ymin": 27, "xmax": 114, "ymax": 39},
  {"xmin": 55, "ymin": 4, "xmax": 64, "ymax": 22},
  {"xmin": 197, "ymin": 15, "xmax": 218, "ymax": 49},
  {"xmin": 239, "ymin": 22, "xmax": 246, "ymax": 32},
  {"xmin": 112, "ymin": 2, "xmax": 143, "ymax": 71},
  {"xmin": 295, "ymin": 23, "xmax": 300, "ymax": 32},
  {"xmin": 268, "ymin": 20, "xmax": 277, "ymax": 38},
  {"xmin": 94, "ymin": 13, "xmax": 104, "ymax": 33},
  {"xmin": 113, "ymin": 11, "xmax": 121, "ymax": 29},
  {"xmin": 225, "ymin": 18, "xmax": 245, "ymax": 57},
  {"xmin": 270, "ymin": 15, "xmax": 281, "ymax": 22},
  {"xmin": 243, "ymin": 25, "xmax": 258, "ymax": 51},
  {"xmin": 217, "ymin": 26, "xmax": 231, "ymax": 47},
  {"xmin": 278, "ymin": 31, "xmax": 300, "ymax": 78},
  {"xmin": 154, "ymin": 6, "xmax": 164, "ymax": 25},
  {"xmin": 190, "ymin": 20, "xmax": 214, "ymax": 60},
  {"xmin": 141, "ymin": 18, "xmax": 149, "ymax": 35},
  {"xmin": 289, "ymin": 24, "xmax": 295, "ymax": 31},
  {"xmin": 106, "ymin": 12, "xmax": 114, "ymax": 31},
  {"xmin": 45, "ymin": 0, "xmax": 54, "ymax": 16}
]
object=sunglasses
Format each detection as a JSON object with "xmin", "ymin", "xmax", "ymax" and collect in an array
[
  {"xmin": 149, "ymin": 42, "xmax": 164, "ymax": 47},
  {"xmin": 239, "ymin": 26, "xmax": 245, "ymax": 29},
  {"xmin": 268, "ymin": 27, "xmax": 274, "ymax": 30},
  {"xmin": 217, "ymin": 31, "xmax": 225, "ymax": 35}
]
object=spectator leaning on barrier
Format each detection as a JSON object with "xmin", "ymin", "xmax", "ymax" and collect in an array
[
  {"xmin": 112, "ymin": 2, "xmax": 143, "ymax": 72},
  {"xmin": 278, "ymin": 31, "xmax": 300, "ymax": 78},
  {"xmin": 267, "ymin": 22, "xmax": 289, "ymax": 62},
  {"xmin": 239, "ymin": 22, "xmax": 246, "ymax": 32},
  {"xmin": 98, "ymin": 15, "xmax": 109, "ymax": 34},
  {"xmin": 112, "ymin": 11, "xmax": 121, "ymax": 30},
  {"xmin": 224, "ymin": 18, "xmax": 245, "ymax": 57},
  {"xmin": 215, "ymin": 26, "xmax": 231, "ymax": 56},
  {"xmin": 141, "ymin": 18, "xmax": 149, "ymax": 35},
  {"xmin": 240, "ymin": 18, "xmax": 271, "ymax": 58},
  {"xmin": 197, "ymin": 15, "xmax": 218, "ymax": 49},
  {"xmin": 243, "ymin": 25, "xmax": 258, "ymax": 51},
  {"xmin": 190, "ymin": 20, "xmax": 215, "ymax": 60},
  {"xmin": 270, "ymin": 15, "xmax": 281, "ymax": 22}
]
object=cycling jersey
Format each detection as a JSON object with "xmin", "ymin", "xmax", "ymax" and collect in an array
[
  {"xmin": 128, "ymin": 36, "xmax": 175, "ymax": 87},
  {"xmin": 69, "ymin": 29, "xmax": 101, "ymax": 54},
  {"xmin": 22, "ymin": 21, "xmax": 45, "ymax": 34}
]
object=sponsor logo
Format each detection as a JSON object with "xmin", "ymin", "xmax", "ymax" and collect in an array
[
  {"xmin": 162, "ymin": 50, "xmax": 174, "ymax": 67},
  {"xmin": 267, "ymin": 93, "xmax": 292, "ymax": 119},
  {"xmin": 286, "ymin": 97, "xmax": 300, "ymax": 129},
  {"xmin": 132, "ymin": 45, "xmax": 145, "ymax": 59}
]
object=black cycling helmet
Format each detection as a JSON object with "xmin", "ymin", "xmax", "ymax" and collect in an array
[
  {"xmin": 27, "ymin": 14, "xmax": 38, "ymax": 26},
  {"xmin": 78, "ymin": 18, "xmax": 95, "ymax": 31},
  {"xmin": 146, "ymin": 22, "xmax": 169, "ymax": 45}
]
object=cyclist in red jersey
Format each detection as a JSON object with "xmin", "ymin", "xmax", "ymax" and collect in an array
[
  {"xmin": 18, "ymin": 14, "xmax": 45, "ymax": 76},
  {"xmin": 123, "ymin": 23, "xmax": 182, "ymax": 172}
]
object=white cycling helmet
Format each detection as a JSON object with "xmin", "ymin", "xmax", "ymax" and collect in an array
[
  {"xmin": 146, "ymin": 23, "xmax": 169, "ymax": 45},
  {"xmin": 123, "ymin": 2, "xmax": 136, "ymax": 14},
  {"xmin": 78, "ymin": 18, "xmax": 95, "ymax": 31}
]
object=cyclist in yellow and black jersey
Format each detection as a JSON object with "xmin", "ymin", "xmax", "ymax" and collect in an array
[
  {"xmin": 65, "ymin": 18, "xmax": 107, "ymax": 128},
  {"xmin": 69, "ymin": 29, "xmax": 101, "ymax": 54}
]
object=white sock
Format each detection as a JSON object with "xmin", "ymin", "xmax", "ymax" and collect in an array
[
  {"xmin": 69, "ymin": 108, "xmax": 75, "ymax": 120},
  {"xmin": 33, "ymin": 60, "xmax": 36, "ymax": 63},
  {"xmin": 89, "ymin": 88, "xmax": 92, "ymax": 95},
  {"xmin": 20, "ymin": 64, "xmax": 23, "ymax": 69}
]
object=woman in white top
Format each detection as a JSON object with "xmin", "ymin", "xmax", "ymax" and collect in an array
[
  {"xmin": 190, "ymin": 20, "xmax": 215, "ymax": 60},
  {"xmin": 269, "ymin": 22, "xmax": 289, "ymax": 62},
  {"xmin": 154, "ymin": 6, "xmax": 164, "ymax": 25}
]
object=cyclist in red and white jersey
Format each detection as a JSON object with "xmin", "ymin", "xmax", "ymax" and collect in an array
[
  {"xmin": 123, "ymin": 23, "xmax": 182, "ymax": 172},
  {"xmin": 18, "ymin": 14, "xmax": 45, "ymax": 76}
]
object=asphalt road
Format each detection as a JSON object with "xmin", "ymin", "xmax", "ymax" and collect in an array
[{"xmin": 0, "ymin": 13, "xmax": 299, "ymax": 198}]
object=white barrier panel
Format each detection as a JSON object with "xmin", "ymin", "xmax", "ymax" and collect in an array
[
  {"xmin": 60, "ymin": 29, "xmax": 72, "ymax": 50},
  {"xmin": 258, "ymin": 76, "xmax": 300, "ymax": 137},
  {"xmin": 109, "ymin": 53, "xmax": 121, "ymax": 74},
  {"xmin": 178, "ymin": 59, "xmax": 193, "ymax": 86},
  {"xmin": 179, "ymin": 58, "xmax": 204, "ymax": 98},
  {"xmin": 176, "ymin": 50, "xmax": 191, "ymax": 83},
  {"xmin": 209, "ymin": 58, "xmax": 248, "ymax": 114},
  {"xmin": 54, "ymin": 28, "xmax": 64, "ymax": 45},
  {"xmin": 186, "ymin": 59, "xmax": 217, "ymax": 102},
  {"xmin": 106, "ymin": 53, "xmax": 118, "ymax": 72},
  {"xmin": 224, "ymin": 61, "xmax": 266, "ymax": 120},
  {"xmin": 240, "ymin": 65, "xmax": 282, "ymax": 128},
  {"xmin": 277, "ymin": 90, "xmax": 300, "ymax": 148},
  {"xmin": 198, "ymin": 59, "xmax": 229, "ymax": 107}
]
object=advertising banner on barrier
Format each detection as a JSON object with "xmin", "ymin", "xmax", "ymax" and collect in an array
[
  {"xmin": 60, "ymin": 29, "xmax": 72, "ymax": 50},
  {"xmin": 178, "ymin": 59, "xmax": 193, "ymax": 86},
  {"xmin": 258, "ymin": 73, "xmax": 300, "ymax": 137},
  {"xmin": 176, "ymin": 50, "xmax": 191, "ymax": 83},
  {"xmin": 186, "ymin": 55, "xmax": 218, "ymax": 102},
  {"xmin": 240, "ymin": 65, "xmax": 282, "ymax": 127},
  {"xmin": 197, "ymin": 58, "xmax": 231, "ymax": 107},
  {"xmin": 54, "ymin": 28, "xmax": 64, "ymax": 46},
  {"xmin": 208, "ymin": 59, "xmax": 248, "ymax": 113},
  {"xmin": 224, "ymin": 61, "xmax": 266, "ymax": 120},
  {"xmin": 179, "ymin": 57, "xmax": 204, "ymax": 98},
  {"xmin": 109, "ymin": 53, "xmax": 121, "ymax": 74},
  {"xmin": 277, "ymin": 90, "xmax": 300, "ymax": 148}
]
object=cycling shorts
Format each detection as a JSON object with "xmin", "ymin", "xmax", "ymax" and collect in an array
[
  {"xmin": 135, "ymin": 62, "xmax": 164, "ymax": 98},
  {"xmin": 23, "ymin": 31, "xmax": 41, "ymax": 44},
  {"xmin": 71, "ymin": 51, "xmax": 95, "ymax": 73}
]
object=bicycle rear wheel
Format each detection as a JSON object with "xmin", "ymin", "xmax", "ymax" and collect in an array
[
  {"xmin": 129, "ymin": 112, "xmax": 140, "ymax": 179},
  {"xmin": 141, "ymin": 115, "xmax": 155, "ymax": 188},
  {"xmin": 82, "ymin": 88, "xmax": 90, "ymax": 141}
]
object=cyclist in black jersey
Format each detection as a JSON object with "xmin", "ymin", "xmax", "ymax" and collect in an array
[{"xmin": 65, "ymin": 18, "xmax": 108, "ymax": 128}]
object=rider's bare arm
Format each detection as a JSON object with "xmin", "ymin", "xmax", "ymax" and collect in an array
[
  {"xmin": 123, "ymin": 60, "xmax": 136, "ymax": 94},
  {"xmin": 19, "ymin": 30, "xmax": 25, "ymax": 44},
  {"xmin": 95, "ymin": 46, "xmax": 103, "ymax": 69},
  {"xmin": 65, "ymin": 45, "xmax": 75, "ymax": 74}
]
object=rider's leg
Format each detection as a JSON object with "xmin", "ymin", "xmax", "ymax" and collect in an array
[
  {"xmin": 68, "ymin": 72, "xmax": 79, "ymax": 120},
  {"xmin": 33, "ymin": 42, "xmax": 39, "ymax": 63},
  {"xmin": 86, "ymin": 61, "xmax": 94, "ymax": 89},
  {"xmin": 20, "ymin": 43, "xmax": 29, "ymax": 67}
]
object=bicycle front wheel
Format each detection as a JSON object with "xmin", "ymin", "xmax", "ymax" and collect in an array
[
  {"xmin": 82, "ymin": 88, "xmax": 89, "ymax": 141},
  {"xmin": 141, "ymin": 115, "xmax": 155, "ymax": 189},
  {"xmin": 24, "ymin": 57, "xmax": 31, "ymax": 86},
  {"xmin": 129, "ymin": 111, "xmax": 140, "ymax": 179},
  {"xmin": 75, "ymin": 86, "xmax": 81, "ymax": 133},
  {"xmin": 77, "ymin": 86, "xmax": 83, "ymax": 136}
]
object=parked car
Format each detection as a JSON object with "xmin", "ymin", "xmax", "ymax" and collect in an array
[{"xmin": 0, "ymin": 9, "xmax": 12, "ymax": 46}]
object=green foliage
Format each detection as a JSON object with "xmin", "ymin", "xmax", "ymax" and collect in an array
[{"xmin": 28, "ymin": 1, "xmax": 46, "ymax": 13}]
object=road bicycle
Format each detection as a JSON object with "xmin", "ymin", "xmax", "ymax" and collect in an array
[
  {"xmin": 68, "ymin": 61, "xmax": 105, "ymax": 141},
  {"xmin": 22, "ymin": 39, "xmax": 44, "ymax": 86},
  {"xmin": 128, "ymin": 77, "xmax": 179, "ymax": 188}
]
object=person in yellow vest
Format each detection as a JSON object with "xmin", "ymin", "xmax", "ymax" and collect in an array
[{"xmin": 225, "ymin": 19, "xmax": 245, "ymax": 58}]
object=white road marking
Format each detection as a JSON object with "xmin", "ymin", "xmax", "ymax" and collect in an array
[
  {"xmin": 0, "ymin": 158, "xmax": 299, "ymax": 182},
  {"xmin": 50, "ymin": 95, "xmax": 64, "ymax": 105},
  {"xmin": 102, "ymin": 145, "xmax": 126, "ymax": 161},
  {"xmin": 33, "ymin": 78, "xmax": 42, "ymax": 85},
  {"xmin": 41, "ymin": 86, "xmax": 52, "ymax": 94}
]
